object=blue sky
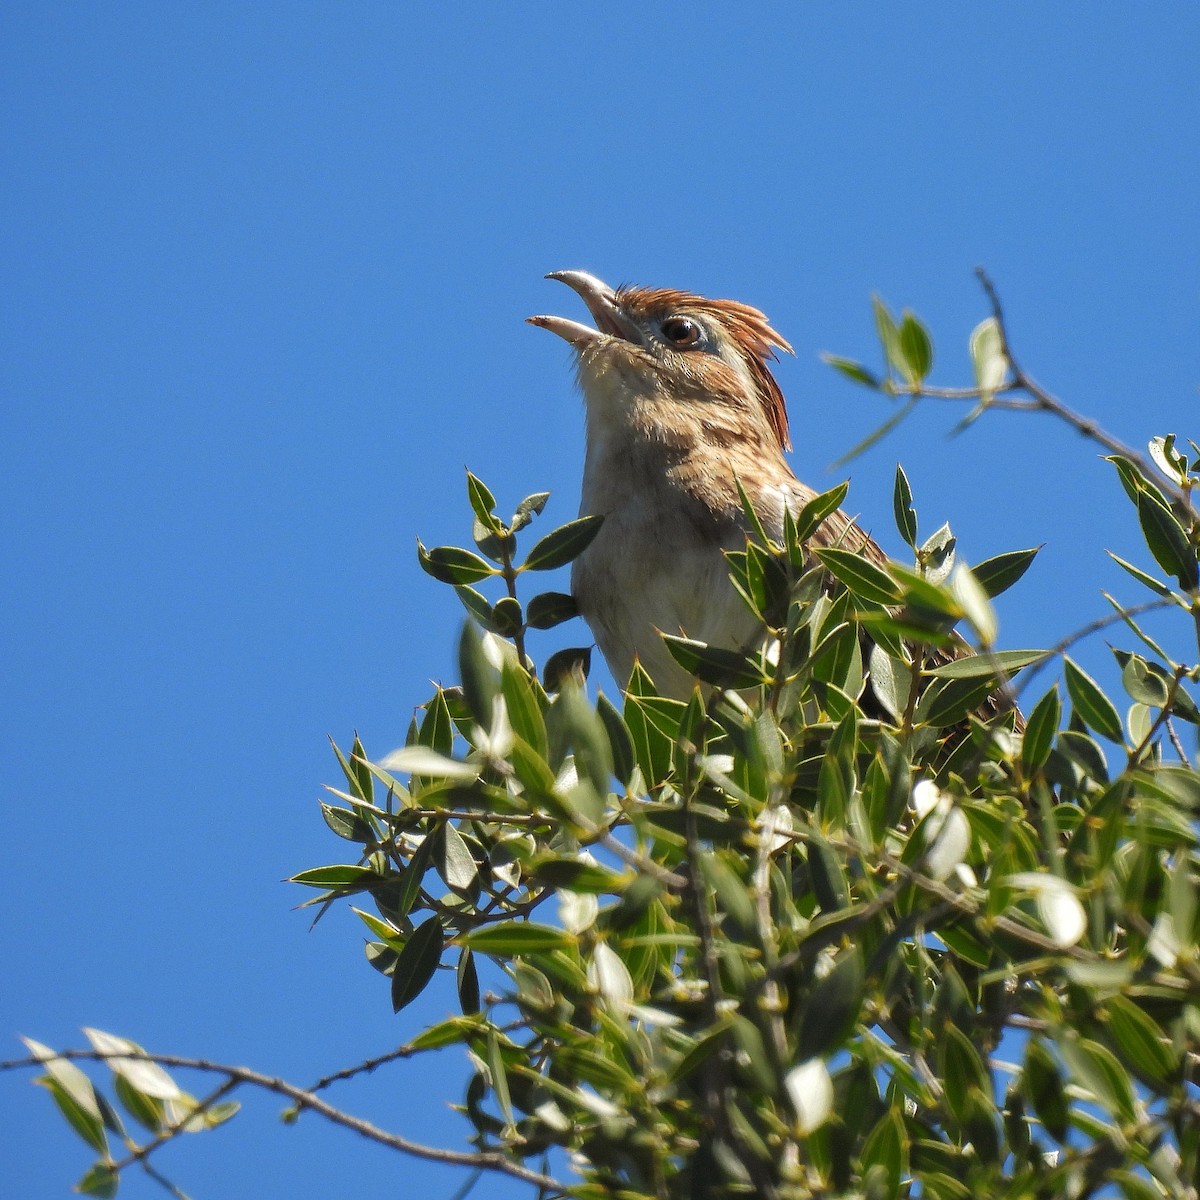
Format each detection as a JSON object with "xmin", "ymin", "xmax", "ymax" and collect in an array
[{"xmin": 4, "ymin": 6, "xmax": 1198, "ymax": 1197}]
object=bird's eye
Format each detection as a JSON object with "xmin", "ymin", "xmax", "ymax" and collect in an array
[{"xmin": 660, "ymin": 316, "xmax": 702, "ymax": 347}]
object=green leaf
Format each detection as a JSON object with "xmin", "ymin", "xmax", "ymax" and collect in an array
[
  {"xmin": 36, "ymin": 1076, "xmax": 108, "ymax": 1155},
  {"xmin": 75, "ymin": 1164, "xmax": 119, "ymax": 1199},
  {"xmin": 919, "ymin": 522, "xmax": 956, "ymax": 584},
  {"xmin": 417, "ymin": 541, "xmax": 496, "ymax": 585},
  {"xmin": 491, "ymin": 596, "xmax": 522, "ymax": 638},
  {"xmin": 1136, "ymin": 491, "xmax": 1198, "ymax": 589},
  {"xmin": 463, "ymin": 922, "xmax": 572, "ymax": 955},
  {"xmin": 892, "ymin": 464, "xmax": 918, "ymax": 549},
  {"xmin": 525, "ymin": 591, "xmax": 578, "ymax": 629},
  {"xmin": 940, "ymin": 1025, "xmax": 991, "ymax": 1130},
  {"xmin": 872, "ymin": 295, "xmax": 903, "ymax": 378},
  {"xmin": 1106, "ymin": 551, "xmax": 1171, "ymax": 596},
  {"xmin": 465, "ymin": 470, "xmax": 500, "ymax": 531},
  {"xmin": 829, "ymin": 396, "xmax": 920, "ymax": 469},
  {"xmin": 925, "ymin": 649, "xmax": 1044, "ymax": 679},
  {"xmin": 530, "ymin": 856, "xmax": 628, "ymax": 892},
  {"xmin": 1064, "ymin": 657, "xmax": 1124, "ymax": 743},
  {"xmin": 459, "ymin": 619, "xmax": 500, "ymax": 724},
  {"xmin": 1024, "ymin": 1039, "xmax": 1068, "ymax": 1141},
  {"xmin": 380, "ymin": 830, "xmax": 437, "ymax": 924},
  {"xmin": 390, "ymin": 916, "xmax": 444, "ymax": 1013},
  {"xmin": 1102, "ymin": 995, "xmax": 1176, "ymax": 1088},
  {"xmin": 1119, "ymin": 652, "xmax": 1171, "ymax": 707},
  {"xmin": 554, "ymin": 678, "xmax": 613, "ymax": 800},
  {"xmin": 522, "ymin": 515, "xmax": 604, "ymax": 571},
  {"xmin": 792, "ymin": 482, "xmax": 850, "ymax": 543},
  {"xmin": 290, "ymin": 864, "xmax": 379, "ymax": 889},
  {"xmin": 661, "ymin": 636, "xmax": 766, "ymax": 690},
  {"xmin": 320, "ymin": 803, "xmax": 374, "ymax": 843},
  {"xmin": 918, "ymin": 674, "xmax": 1003, "ymax": 729},
  {"xmin": 1021, "ymin": 686, "xmax": 1061, "ymax": 774},
  {"xmin": 807, "ymin": 837, "xmax": 849, "ymax": 912},
  {"xmin": 500, "ymin": 659, "xmax": 547, "ymax": 757},
  {"xmin": 796, "ymin": 946, "xmax": 865, "ymax": 1058},
  {"xmin": 860, "ymin": 1110, "xmax": 906, "ymax": 1200},
  {"xmin": 898, "ymin": 309, "xmax": 933, "ymax": 385},
  {"xmin": 814, "ymin": 548, "xmax": 901, "ymax": 605},
  {"xmin": 972, "ymin": 546, "xmax": 1040, "ymax": 598},
  {"xmin": 821, "ymin": 354, "xmax": 882, "ymax": 388},
  {"xmin": 436, "ymin": 822, "xmax": 478, "ymax": 892},
  {"xmin": 596, "ymin": 692, "xmax": 635, "ymax": 787},
  {"xmin": 114, "ymin": 1070, "xmax": 165, "ymax": 1132},
  {"xmin": 1060, "ymin": 1037, "xmax": 1137, "ymax": 1124},
  {"xmin": 952, "ymin": 565, "xmax": 997, "ymax": 643}
]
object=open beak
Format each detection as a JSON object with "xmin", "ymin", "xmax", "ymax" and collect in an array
[{"xmin": 527, "ymin": 270, "xmax": 641, "ymax": 347}]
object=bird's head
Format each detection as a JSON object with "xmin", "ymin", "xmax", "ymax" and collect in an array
[{"xmin": 528, "ymin": 270, "xmax": 794, "ymax": 452}]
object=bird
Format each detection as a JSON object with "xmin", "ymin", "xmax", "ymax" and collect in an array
[{"xmin": 527, "ymin": 270, "xmax": 893, "ymax": 702}]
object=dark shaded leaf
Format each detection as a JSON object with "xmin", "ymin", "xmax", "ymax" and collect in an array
[
  {"xmin": 522, "ymin": 515, "xmax": 604, "ymax": 571},
  {"xmin": 1024, "ymin": 1039, "xmax": 1068, "ymax": 1141},
  {"xmin": 526, "ymin": 591, "xmax": 579, "ymax": 629},
  {"xmin": 596, "ymin": 691, "xmax": 635, "ymax": 787},
  {"xmin": 796, "ymin": 946, "xmax": 864, "ymax": 1058},
  {"xmin": 662, "ymin": 636, "xmax": 766, "ymax": 690},
  {"xmin": 1136, "ymin": 491, "xmax": 1198, "ymax": 589},
  {"xmin": 391, "ymin": 916, "xmax": 444, "ymax": 1013},
  {"xmin": 457, "ymin": 948, "xmax": 481, "ymax": 1014},
  {"xmin": 542, "ymin": 646, "xmax": 591, "ymax": 692}
]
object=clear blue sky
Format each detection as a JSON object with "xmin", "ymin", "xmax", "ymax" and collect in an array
[{"xmin": 4, "ymin": 7, "xmax": 1198, "ymax": 1197}]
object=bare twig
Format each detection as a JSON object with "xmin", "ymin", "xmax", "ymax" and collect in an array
[{"xmin": 2, "ymin": 1049, "xmax": 566, "ymax": 1194}]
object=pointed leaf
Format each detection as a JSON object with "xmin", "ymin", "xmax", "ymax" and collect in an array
[
  {"xmin": 417, "ymin": 541, "xmax": 496, "ymax": 585},
  {"xmin": 522, "ymin": 515, "xmax": 604, "ymax": 571},
  {"xmin": 972, "ymin": 546, "xmax": 1040, "ymax": 598},
  {"xmin": 898, "ymin": 309, "xmax": 933, "ymax": 384},
  {"xmin": 391, "ymin": 916, "xmax": 444, "ymax": 1012},
  {"xmin": 792, "ymin": 482, "xmax": 850, "ymax": 543},
  {"xmin": 661, "ymin": 636, "xmax": 766, "ymax": 690},
  {"xmin": 1064, "ymin": 657, "xmax": 1124, "ymax": 743},
  {"xmin": 1021, "ymin": 686, "xmax": 1061, "ymax": 773},
  {"xmin": 892, "ymin": 464, "xmax": 918, "ymax": 549},
  {"xmin": 821, "ymin": 354, "xmax": 882, "ymax": 388},
  {"xmin": 1136, "ymin": 492, "xmax": 1198, "ymax": 589},
  {"xmin": 815, "ymin": 548, "xmax": 901, "ymax": 605}
]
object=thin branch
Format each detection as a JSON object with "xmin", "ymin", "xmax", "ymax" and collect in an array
[
  {"xmin": 3, "ymin": 1049, "xmax": 566, "ymax": 1194},
  {"xmin": 975, "ymin": 267, "xmax": 1188, "ymax": 506}
]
